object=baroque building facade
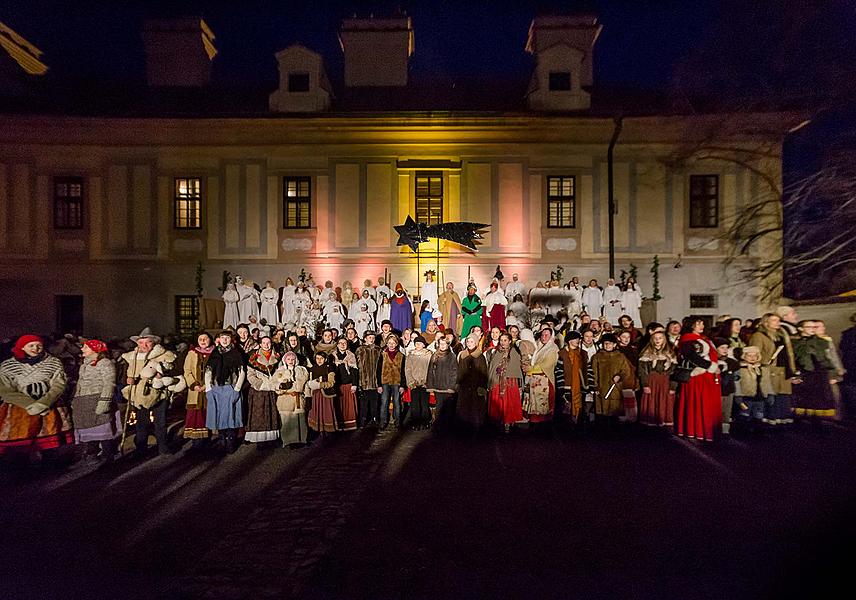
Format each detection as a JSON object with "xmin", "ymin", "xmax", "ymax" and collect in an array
[{"xmin": 0, "ymin": 15, "xmax": 800, "ymax": 337}]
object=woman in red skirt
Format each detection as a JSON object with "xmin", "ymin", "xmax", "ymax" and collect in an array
[
  {"xmin": 638, "ymin": 331, "xmax": 677, "ymax": 427},
  {"xmin": 676, "ymin": 318, "xmax": 722, "ymax": 442},
  {"xmin": 331, "ymin": 337, "xmax": 358, "ymax": 431},
  {"xmin": 487, "ymin": 332, "xmax": 524, "ymax": 433},
  {"xmin": 307, "ymin": 352, "xmax": 339, "ymax": 436}
]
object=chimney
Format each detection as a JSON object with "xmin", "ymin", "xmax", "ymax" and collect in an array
[
  {"xmin": 338, "ymin": 16, "xmax": 414, "ymax": 87},
  {"xmin": 525, "ymin": 15, "xmax": 601, "ymax": 111},
  {"xmin": 142, "ymin": 17, "xmax": 217, "ymax": 87},
  {"xmin": 269, "ymin": 44, "xmax": 333, "ymax": 113}
]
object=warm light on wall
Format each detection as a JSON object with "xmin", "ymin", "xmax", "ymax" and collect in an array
[
  {"xmin": 200, "ymin": 19, "xmax": 217, "ymax": 60},
  {"xmin": 0, "ymin": 21, "xmax": 48, "ymax": 75}
]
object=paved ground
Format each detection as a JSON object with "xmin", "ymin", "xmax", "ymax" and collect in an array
[{"xmin": 2, "ymin": 420, "xmax": 856, "ymax": 600}]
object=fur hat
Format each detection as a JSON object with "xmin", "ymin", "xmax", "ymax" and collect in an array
[
  {"xmin": 412, "ymin": 334, "xmax": 428, "ymax": 347},
  {"xmin": 130, "ymin": 327, "xmax": 161, "ymax": 344},
  {"xmin": 565, "ymin": 330, "xmax": 582, "ymax": 341},
  {"xmin": 600, "ymin": 333, "xmax": 618, "ymax": 344}
]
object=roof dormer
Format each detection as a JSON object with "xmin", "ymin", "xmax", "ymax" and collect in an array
[
  {"xmin": 269, "ymin": 44, "xmax": 332, "ymax": 113},
  {"xmin": 525, "ymin": 15, "xmax": 601, "ymax": 111}
]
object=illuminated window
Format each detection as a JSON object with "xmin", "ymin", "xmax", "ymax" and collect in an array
[
  {"xmin": 549, "ymin": 71, "xmax": 572, "ymax": 91},
  {"xmin": 288, "ymin": 72, "xmax": 310, "ymax": 92},
  {"xmin": 689, "ymin": 175, "xmax": 719, "ymax": 228},
  {"xmin": 54, "ymin": 177, "xmax": 83, "ymax": 229},
  {"xmin": 415, "ymin": 173, "xmax": 443, "ymax": 225},
  {"xmin": 284, "ymin": 177, "xmax": 311, "ymax": 228},
  {"xmin": 175, "ymin": 295, "xmax": 199, "ymax": 335},
  {"xmin": 547, "ymin": 176, "xmax": 575, "ymax": 228},
  {"xmin": 174, "ymin": 177, "xmax": 202, "ymax": 229}
]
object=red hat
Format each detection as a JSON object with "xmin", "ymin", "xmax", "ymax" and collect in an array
[
  {"xmin": 84, "ymin": 339, "xmax": 108, "ymax": 354},
  {"xmin": 395, "ymin": 282, "xmax": 404, "ymax": 293},
  {"xmin": 13, "ymin": 334, "xmax": 43, "ymax": 359}
]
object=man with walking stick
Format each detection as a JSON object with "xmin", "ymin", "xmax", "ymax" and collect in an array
[{"xmin": 590, "ymin": 333, "xmax": 635, "ymax": 436}]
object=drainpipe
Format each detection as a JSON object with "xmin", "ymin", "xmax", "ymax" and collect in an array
[{"xmin": 607, "ymin": 115, "xmax": 623, "ymax": 279}]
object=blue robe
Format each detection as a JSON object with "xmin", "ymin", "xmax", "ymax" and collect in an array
[{"xmin": 390, "ymin": 294, "xmax": 413, "ymax": 333}]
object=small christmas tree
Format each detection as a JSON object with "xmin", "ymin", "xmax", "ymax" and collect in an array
[{"xmin": 650, "ymin": 255, "xmax": 662, "ymax": 301}]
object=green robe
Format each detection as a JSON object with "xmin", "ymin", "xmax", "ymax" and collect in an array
[{"xmin": 461, "ymin": 294, "xmax": 483, "ymax": 337}]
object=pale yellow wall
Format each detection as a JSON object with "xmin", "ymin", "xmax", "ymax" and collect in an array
[
  {"xmin": 334, "ymin": 163, "xmax": 360, "ymax": 248},
  {"xmin": 366, "ymin": 163, "xmax": 392, "ymax": 248},
  {"xmin": 465, "ymin": 162, "xmax": 492, "ymax": 247},
  {"xmin": 635, "ymin": 161, "xmax": 667, "ymax": 248}
]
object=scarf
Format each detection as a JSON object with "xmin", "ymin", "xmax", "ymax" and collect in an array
[
  {"xmin": 194, "ymin": 345, "xmax": 215, "ymax": 357},
  {"xmin": 310, "ymin": 362, "xmax": 332, "ymax": 381},
  {"xmin": 208, "ymin": 344, "xmax": 244, "ymax": 386},
  {"xmin": 385, "ymin": 348, "xmax": 399, "ymax": 361}
]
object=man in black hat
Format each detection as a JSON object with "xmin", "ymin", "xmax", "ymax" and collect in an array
[{"xmin": 590, "ymin": 332, "xmax": 635, "ymax": 434}]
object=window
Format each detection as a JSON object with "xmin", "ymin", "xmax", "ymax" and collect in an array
[
  {"xmin": 288, "ymin": 72, "xmax": 310, "ymax": 92},
  {"xmin": 415, "ymin": 173, "xmax": 443, "ymax": 225},
  {"xmin": 283, "ymin": 177, "xmax": 311, "ymax": 228},
  {"xmin": 175, "ymin": 295, "xmax": 199, "ymax": 335},
  {"xmin": 546, "ymin": 176, "xmax": 576, "ymax": 228},
  {"xmin": 689, "ymin": 294, "xmax": 718, "ymax": 309},
  {"xmin": 174, "ymin": 177, "xmax": 202, "ymax": 229},
  {"xmin": 549, "ymin": 71, "xmax": 572, "ymax": 91},
  {"xmin": 54, "ymin": 177, "xmax": 83, "ymax": 229},
  {"xmin": 689, "ymin": 175, "xmax": 719, "ymax": 228}
]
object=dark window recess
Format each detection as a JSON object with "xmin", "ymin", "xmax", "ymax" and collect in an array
[
  {"xmin": 284, "ymin": 177, "xmax": 311, "ymax": 228},
  {"xmin": 547, "ymin": 175, "xmax": 576, "ymax": 228},
  {"xmin": 54, "ymin": 177, "xmax": 84, "ymax": 229},
  {"xmin": 174, "ymin": 177, "xmax": 202, "ymax": 229},
  {"xmin": 415, "ymin": 173, "xmax": 443, "ymax": 226},
  {"xmin": 689, "ymin": 174, "xmax": 719, "ymax": 228},
  {"xmin": 56, "ymin": 295, "xmax": 84, "ymax": 334},
  {"xmin": 175, "ymin": 295, "xmax": 200, "ymax": 336},
  {"xmin": 549, "ymin": 71, "xmax": 572, "ymax": 91},
  {"xmin": 288, "ymin": 72, "xmax": 310, "ymax": 92},
  {"xmin": 689, "ymin": 294, "xmax": 717, "ymax": 309}
]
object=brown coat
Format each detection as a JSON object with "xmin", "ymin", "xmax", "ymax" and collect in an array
[
  {"xmin": 380, "ymin": 350, "xmax": 405, "ymax": 386},
  {"xmin": 183, "ymin": 350, "xmax": 209, "ymax": 408},
  {"xmin": 590, "ymin": 349, "xmax": 635, "ymax": 416},
  {"xmin": 749, "ymin": 326, "xmax": 797, "ymax": 395}
]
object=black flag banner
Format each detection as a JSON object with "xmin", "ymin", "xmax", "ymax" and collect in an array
[{"xmin": 394, "ymin": 216, "xmax": 489, "ymax": 252}]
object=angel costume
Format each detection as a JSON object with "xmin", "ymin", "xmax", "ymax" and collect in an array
[
  {"xmin": 280, "ymin": 280, "xmax": 297, "ymax": 324},
  {"xmin": 237, "ymin": 278, "xmax": 261, "ymax": 324},
  {"xmin": 222, "ymin": 284, "xmax": 240, "ymax": 330},
  {"xmin": 603, "ymin": 282, "xmax": 623, "ymax": 325},
  {"xmin": 260, "ymin": 283, "xmax": 280, "ymax": 326}
]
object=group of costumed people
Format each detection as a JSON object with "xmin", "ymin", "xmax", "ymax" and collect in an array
[{"xmin": 0, "ymin": 271, "xmax": 848, "ymax": 464}]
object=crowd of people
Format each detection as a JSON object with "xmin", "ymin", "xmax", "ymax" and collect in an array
[{"xmin": 0, "ymin": 269, "xmax": 852, "ymax": 467}]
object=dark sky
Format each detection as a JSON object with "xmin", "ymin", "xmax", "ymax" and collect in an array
[{"xmin": 1, "ymin": 0, "xmax": 719, "ymax": 88}]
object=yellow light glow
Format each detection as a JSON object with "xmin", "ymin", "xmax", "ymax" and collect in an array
[
  {"xmin": 0, "ymin": 21, "xmax": 48, "ymax": 75},
  {"xmin": 200, "ymin": 19, "xmax": 217, "ymax": 60}
]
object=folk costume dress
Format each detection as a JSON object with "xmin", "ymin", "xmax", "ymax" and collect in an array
[
  {"xmin": 0, "ymin": 337, "xmax": 72, "ymax": 454},
  {"xmin": 526, "ymin": 333, "xmax": 559, "ymax": 422},
  {"xmin": 637, "ymin": 350, "xmax": 677, "ymax": 427},
  {"xmin": 482, "ymin": 288, "xmax": 508, "ymax": 332},
  {"xmin": 275, "ymin": 361, "xmax": 309, "ymax": 445},
  {"xmin": 792, "ymin": 335, "xmax": 837, "ymax": 419},
  {"xmin": 307, "ymin": 362, "xmax": 339, "ymax": 434},
  {"xmin": 204, "ymin": 344, "xmax": 246, "ymax": 432},
  {"xmin": 183, "ymin": 345, "xmax": 213, "ymax": 440},
  {"xmin": 245, "ymin": 348, "xmax": 283, "ymax": 443},
  {"xmin": 676, "ymin": 333, "xmax": 722, "ymax": 441},
  {"xmin": 487, "ymin": 347, "xmax": 525, "ymax": 426},
  {"xmin": 72, "ymin": 354, "xmax": 119, "ymax": 445},
  {"xmin": 749, "ymin": 325, "xmax": 798, "ymax": 426},
  {"xmin": 332, "ymin": 349, "xmax": 359, "ymax": 431},
  {"xmin": 461, "ymin": 292, "xmax": 483, "ymax": 338}
]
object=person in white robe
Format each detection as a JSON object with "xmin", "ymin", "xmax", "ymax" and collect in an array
[
  {"xmin": 421, "ymin": 271, "xmax": 439, "ymax": 310},
  {"xmin": 236, "ymin": 276, "xmax": 260, "ymax": 324},
  {"xmin": 280, "ymin": 277, "xmax": 297, "ymax": 324},
  {"xmin": 377, "ymin": 295, "xmax": 392, "ymax": 324},
  {"xmin": 483, "ymin": 284, "xmax": 508, "ymax": 328},
  {"xmin": 341, "ymin": 281, "xmax": 355, "ymax": 313},
  {"xmin": 375, "ymin": 277, "xmax": 392, "ymax": 303},
  {"xmin": 306, "ymin": 278, "xmax": 320, "ymax": 301},
  {"xmin": 222, "ymin": 283, "xmax": 240, "ymax": 330},
  {"xmin": 322, "ymin": 291, "xmax": 343, "ymax": 317},
  {"xmin": 581, "ymin": 279, "xmax": 604, "ymax": 318},
  {"xmin": 353, "ymin": 303, "xmax": 374, "ymax": 338},
  {"xmin": 326, "ymin": 304, "xmax": 345, "ymax": 331},
  {"xmin": 620, "ymin": 279, "xmax": 644, "ymax": 327},
  {"xmin": 362, "ymin": 279, "xmax": 377, "ymax": 300},
  {"xmin": 354, "ymin": 290, "xmax": 378, "ymax": 319},
  {"xmin": 602, "ymin": 278, "xmax": 623, "ymax": 325},
  {"xmin": 505, "ymin": 273, "xmax": 526, "ymax": 301},
  {"xmin": 260, "ymin": 280, "xmax": 280, "ymax": 327},
  {"xmin": 546, "ymin": 280, "xmax": 565, "ymax": 315},
  {"xmin": 529, "ymin": 282, "xmax": 548, "ymax": 309}
]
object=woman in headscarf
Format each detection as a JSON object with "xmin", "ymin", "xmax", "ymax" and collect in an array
[
  {"xmin": 183, "ymin": 332, "xmax": 214, "ymax": 450},
  {"xmin": 0, "ymin": 335, "xmax": 72, "ymax": 461},
  {"xmin": 205, "ymin": 331, "xmax": 246, "ymax": 454},
  {"xmin": 307, "ymin": 351, "xmax": 339, "ymax": 436},
  {"xmin": 332, "ymin": 337, "xmax": 359, "ymax": 431},
  {"xmin": 245, "ymin": 336, "xmax": 282, "ymax": 447},
  {"xmin": 487, "ymin": 331, "xmax": 525, "ymax": 433},
  {"xmin": 525, "ymin": 327, "xmax": 559, "ymax": 424},
  {"xmin": 275, "ymin": 351, "xmax": 309, "ymax": 446},
  {"xmin": 456, "ymin": 333, "xmax": 488, "ymax": 430},
  {"xmin": 72, "ymin": 338, "xmax": 119, "ymax": 464}
]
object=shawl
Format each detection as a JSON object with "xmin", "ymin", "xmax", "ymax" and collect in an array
[
  {"xmin": 249, "ymin": 349, "xmax": 281, "ymax": 375},
  {"xmin": 208, "ymin": 344, "xmax": 244, "ymax": 386},
  {"xmin": 488, "ymin": 348, "xmax": 524, "ymax": 392}
]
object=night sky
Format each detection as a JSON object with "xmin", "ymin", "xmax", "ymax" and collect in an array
[{"xmin": 3, "ymin": 0, "xmax": 856, "ymax": 297}]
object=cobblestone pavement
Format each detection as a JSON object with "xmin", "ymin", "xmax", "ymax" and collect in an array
[{"xmin": 3, "ymin": 421, "xmax": 856, "ymax": 600}]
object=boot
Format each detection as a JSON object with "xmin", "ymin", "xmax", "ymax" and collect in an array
[{"xmin": 224, "ymin": 429, "xmax": 238, "ymax": 454}]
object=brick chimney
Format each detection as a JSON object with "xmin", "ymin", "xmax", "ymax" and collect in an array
[
  {"xmin": 338, "ymin": 16, "xmax": 414, "ymax": 87},
  {"xmin": 142, "ymin": 17, "xmax": 217, "ymax": 87}
]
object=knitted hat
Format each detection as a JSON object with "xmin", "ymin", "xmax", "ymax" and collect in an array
[{"xmin": 12, "ymin": 334, "xmax": 43, "ymax": 359}]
